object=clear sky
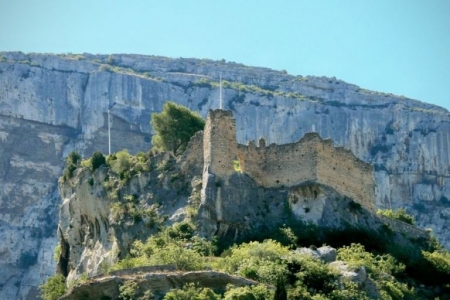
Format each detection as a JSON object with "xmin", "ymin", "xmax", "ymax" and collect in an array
[{"xmin": 1, "ymin": 0, "xmax": 449, "ymax": 111}]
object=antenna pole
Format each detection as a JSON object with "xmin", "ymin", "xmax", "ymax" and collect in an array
[
  {"xmin": 108, "ymin": 108, "xmax": 111, "ymax": 155},
  {"xmin": 219, "ymin": 74, "xmax": 222, "ymax": 109},
  {"xmin": 108, "ymin": 101, "xmax": 117, "ymax": 155}
]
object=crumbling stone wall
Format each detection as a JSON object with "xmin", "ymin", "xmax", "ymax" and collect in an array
[
  {"xmin": 316, "ymin": 140, "xmax": 375, "ymax": 212},
  {"xmin": 379, "ymin": 215, "xmax": 430, "ymax": 241},
  {"xmin": 179, "ymin": 130, "xmax": 204, "ymax": 176},
  {"xmin": 237, "ymin": 133, "xmax": 319, "ymax": 188},
  {"xmin": 201, "ymin": 109, "xmax": 376, "ymax": 213},
  {"xmin": 203, "ymin": 110, "xmax": 238, "ymax": 177}
]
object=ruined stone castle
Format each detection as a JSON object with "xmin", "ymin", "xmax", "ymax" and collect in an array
[{"xmin": 182, "ymin": 109, "xmax": 376, "ymax": 219}]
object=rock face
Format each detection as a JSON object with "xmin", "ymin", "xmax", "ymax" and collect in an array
[
  {"xmin": 0, "ymin": 51, "xmax": 449, "ymax": 299},
  {"xmin": 58, "ymin": 109, "xmax": 430, "ymax": 292},
  {"xmin": 57, "ymin": 152, "xmax": 194, "ymax": 284},
  {"xmin": 60, "ymin": 269, "xmax": 257, "ymax": 300}
]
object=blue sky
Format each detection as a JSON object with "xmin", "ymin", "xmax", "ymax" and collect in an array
[{"xmin": 1, "ymin": 0, "xmax": 449, "ymax": 110}]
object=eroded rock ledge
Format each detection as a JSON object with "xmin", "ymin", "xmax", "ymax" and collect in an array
[{"xmin": 60, "ymin": 268, "xmax": 257, "ymax": 300}]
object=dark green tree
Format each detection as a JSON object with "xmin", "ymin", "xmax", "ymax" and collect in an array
[
  {"xmin": 66, "ymin": 151, "xmax": 81, "ymax": 165},
  {"xmin": 63, "ymin": 151, "xmax": 81, "ymax": 180},
  {"xmin": 91, "ymin": 151, "xmax": 106, "ymax": 171},
  {"xmin": 274, "ymin": 274, "xmax": 287, "ymax": 300},
  {"xmin": 151, "ymin": 101, "xmax": 205, "ymax": 155}
]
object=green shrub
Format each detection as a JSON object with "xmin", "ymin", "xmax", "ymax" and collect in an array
[
  {"xmin": 274, "ymin": 273, "xmax": 288, "ymax": 300},
  {"xmin": 337, "ymin": 243, "xmax": 405, "ymax": 276},
  {"xmin": 156, "ymin": 160, "xmax": 173, "ymax": 173},
  {"xmin": 219, "ymin": 240, "xmax": 289, "ymax": 284},
  {"xmin": 110, "ymin": 255, "xmax": 149, "ymax": 271},
  {"xmin": 328, "ymin": 281, "xmax": 370, "ymax": 300},
  {"xmin": 167, "ymin": 221, "xmax": 195, "ymax": 240},
  {"xmin": 190, "ymin": 236, "xmax": 217, "ymax": 256},
  {"xmin": 148, "ymin": 243, "xmax": 203, "ymax": 270},
  {"xmin": 67, "ymin": 151, "xmax": 81, "ymax": 165},
  {"xmin": 224, "ymin": 284, "xmax": 273, "ymax": 300},
  {"xmin": 111, "ymin": 225, "xmax": 206, "ymax": 272},
  {"xmin": 62, "ymin": 151, "xmax": 81, "ymax": 180},
  {"xmin": 99, "ymin": 64, "xmax": 114, "ymax": 72},
  {"xmin": 92, "ymin": 151, "xmax": 106, "ymax": 171},
  {"xmin": 233, "ymin": 160, "xmax": 241, "ymax": 172},
  {"xmin": 119, "ymin": 280, "xmax": 139, "ymax": 300},
  {"xmin": 164, "ymin": 283, "xmax": 221, "ymax": 300},
  {"xmin": 422, "ymin": 250, "xmax": 450, "ymax": 275},
  {"xmin": 277, "ymin": 227, "xmax": 298, "ymax": 249},
  {"xmin": 109, "ymin": 149, "xmax": 133, "ymax": 180},
  {"xmin": 337, "ymin": 244, "xmax": 414, "ymax": 299},
  {"xmin": 53, "ymin": 244, "xmax": 61, "ymax": 262},
  {"xmin": 377, "ymin": 208, "xmax": 415, "ymax": 225},
  {"xmin": 39, "ymin": 274, "xmax": 66, "ymax": 300},
  {"xmin": 286, "ymin": 253, "xmax": 338, "ymax": 295}
]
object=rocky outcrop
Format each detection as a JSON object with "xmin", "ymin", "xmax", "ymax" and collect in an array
[
  {"xmin": 0, "ymin": 51, "xmax": 449, "ymax": 299},
  {"xmin": 60, "ymin": 269, "xmax": 257, "ymax": 300},
  {"xmin": 57, "ymin": 152, "xmax": 195, "ymax": 284}
]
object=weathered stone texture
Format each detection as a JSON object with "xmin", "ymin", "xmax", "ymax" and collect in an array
[
  {"xmin": 60, "ymin": 270, "xmax": 257, "ymax": 300},
  {"xmin": 179, "ymin": 130, "xmax": 204, "ymax": 176},
  {"xmin": 203, "ymin": 109, "xmax": 237, "ymax": 176},
  {"xmin": 316, "ymin": 139, "xmax": 376, "ymax": 212},
  {"xmin": 204, "ymin": 110, "xmax": 375, "ymax": 213}
]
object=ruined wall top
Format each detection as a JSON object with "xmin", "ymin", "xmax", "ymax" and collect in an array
[{"xmin": 202, "ymin": 109, "xmax": 376, "ymax": 212}]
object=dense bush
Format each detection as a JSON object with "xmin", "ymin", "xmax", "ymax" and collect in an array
[
  {"xmin": 223, "ymin": 284, "xmax": 273, "ymax": 300},
  {"xmin": 111, "ymin": 223, "xmax": 206, "ymax": 272},
  {"xmin": 39, "ymin": 274, "xmax": 66, "ymax": 300},
  {"xmin": 164, "ymin": 283, "xmax": 221, "ymax": 300},
  {"xmin": 119, "ymin": 280, "xmax": 139, "ymax": 300},
  {"xmin": 91, "ymin": 151, "xmax": 106, "ymax": 171},
  {"xmin": 110, "ymin": 149, "xmax": 132, "ymax": 175},
  {"xmin": 337, "ymin": 244, "xmax": 414, "ymax": 299},
  {"xmin": 422, "ymin": 250, "xmax": 450, "ymax": 275},
  {"xmin": 377, "ymin": 208, "xmax": 415, "ymax": 225},
  {"xmin": 219, "ymin": 240, "xmax": 289, "ymax": 284},
  {"xmin": 62, "ymin": 151, "xmax": 81, "ymax": 180}
]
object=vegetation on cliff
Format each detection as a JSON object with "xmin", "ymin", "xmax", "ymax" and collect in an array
[
  {"xmin": 52, "ymin": 103, "xmax": 450, "ymax": 299},
  {"xmin": 151, "ymin": 101, "xmax": 205, "ymax": 155},
  {"xmin": 377, "ymin": 208, "xmax": 415, "ymax": 225},
  {"xmin": 101, "ymin": 219, "xmax": 449, "ymax": 299},
  {"xmin": 52, "ymin": 146, "xmax": 450, "ymax": 299},
  {"xmin": 39, "ymin": 274, "xmax": 66, "ymax": 300}
]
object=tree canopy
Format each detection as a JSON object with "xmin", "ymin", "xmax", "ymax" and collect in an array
[{"xmin": 151, "ymin": 101, "xmax": 205, "ymax": 155}]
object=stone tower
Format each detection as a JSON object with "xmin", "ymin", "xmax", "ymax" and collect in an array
[{"xmin": 203, "ymin": 109, "xmax": 238, "ymax": 177}]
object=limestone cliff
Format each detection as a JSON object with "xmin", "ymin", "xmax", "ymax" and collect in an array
[
  {"xmin": 57, "ymin": 110, "xmax": 429, "ymax": 284},
  {"xmin": 56, "ymin": 110, "xmax": 432, "ymax": 299},
  {"xmin": 0, "ymin": 51, "xmax": 449, "ymax": 299}
]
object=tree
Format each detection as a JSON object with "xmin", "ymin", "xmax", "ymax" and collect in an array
[
  {"xmin": 151, "ymin": 101, "xmax": 205, "ymax": 155},
  {"xmin": 91, "ymin": 151, "xmax": 106, "ymax": 171},
  {"xmin": 62, "ymin": 151, "xmax": 81, "ymax": 180}
]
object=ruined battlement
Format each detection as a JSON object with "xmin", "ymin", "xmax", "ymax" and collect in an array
[{"xmin": 197, "ymin": 109, "xmax": 376, "ymax": 212}]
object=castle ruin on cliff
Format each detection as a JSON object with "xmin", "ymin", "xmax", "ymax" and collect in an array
[{"xmin": 182, "ymin": 109, "xmax": 376, "ymax": 217}]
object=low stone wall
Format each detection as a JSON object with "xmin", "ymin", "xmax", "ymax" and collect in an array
[
  {"xmin": 379, "ymin": 215, "xmax": 430, "ymax": 241},
  {"xmin": 98, "ymin": 264, "xmax": 177, "ymax": 278}
]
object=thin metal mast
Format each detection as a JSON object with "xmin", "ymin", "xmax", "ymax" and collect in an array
[
  {"xmin": 108, "ymin": 108, "xmax": 111, "ymax": 155},
  {"xmin": 108, "ymin": 101, "xmax": 116, "ymax": 155},
  {"xmin": 219, "ymin": 74, "xmax": 222, "ymax": 109}
]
